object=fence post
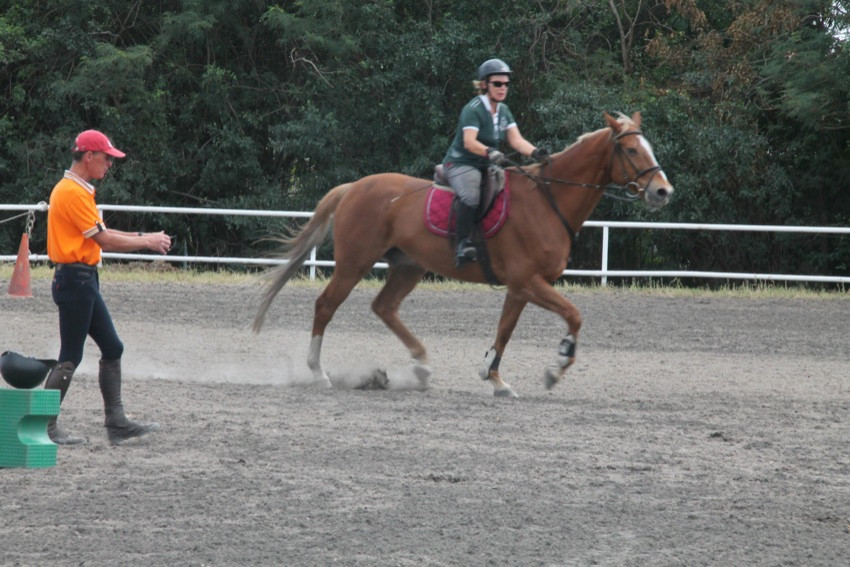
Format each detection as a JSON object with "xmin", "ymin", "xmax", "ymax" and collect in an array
[
  {"xmin": 601, "ymin": 226, "xmax": 610, "ymax": 286},
  {"xmin": 309, "ymin": 247, "xmax": 317, "ymax": 280}
]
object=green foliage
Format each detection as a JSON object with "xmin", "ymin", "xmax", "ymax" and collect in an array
[{"xmin": 0, "ymin": 0, "xmax": 848, "ymax": 282}]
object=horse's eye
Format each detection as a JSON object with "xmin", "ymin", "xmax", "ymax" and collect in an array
[{"xmin": 627, "ymin": 147, "xmax": 638, "ymax": 156}]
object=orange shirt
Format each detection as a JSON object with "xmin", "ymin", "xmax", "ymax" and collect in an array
[{"xmin": 47, "ymin": 171, "xmax": 106, "ymax": 265}]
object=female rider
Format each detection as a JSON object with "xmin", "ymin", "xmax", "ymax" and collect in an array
[{"xmin": 442, "ymin": 58, "xmax": 549, "ymax": 267}]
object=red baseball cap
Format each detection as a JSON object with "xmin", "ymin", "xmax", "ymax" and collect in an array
[{"xmin": 73, "ymin": 130, "xmax": 126, "ymax": 158}]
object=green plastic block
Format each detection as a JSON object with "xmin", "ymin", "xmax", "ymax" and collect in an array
[{"xmin": 0, "ymin": 389, "xmax": 60, "ymax": 468}]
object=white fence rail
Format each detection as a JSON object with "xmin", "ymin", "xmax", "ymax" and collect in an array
[{"xmin": 3, "ymin": 203, "xmax": 850, "ymax": 284}]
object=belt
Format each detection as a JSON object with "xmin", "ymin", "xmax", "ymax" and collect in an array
[{"xmin": 55, "ymin": 262, "xmax": 98, "ymax": 271}]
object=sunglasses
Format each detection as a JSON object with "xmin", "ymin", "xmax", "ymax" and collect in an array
[{"xmin": 490, "ymin": 81, "xmax": 510, "ymax": 88}]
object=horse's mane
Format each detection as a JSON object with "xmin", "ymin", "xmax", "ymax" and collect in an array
[
  {"xmin": 520, "ymin": 112, "xmax": 634, "ymax": 174},
  {"xmin": 572, "ymin": 127, "xmax": 611, "ymax": 147},
  {"xmin": 573, "ymin": 112, "xmax": 633, "ymax": 146}
]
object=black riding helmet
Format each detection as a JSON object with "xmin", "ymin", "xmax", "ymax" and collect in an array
[
  {"xmin": 0, "ymin": 351, "xmax": 57, "ymax": 389},
  {"xmin": 477, "ymin": 58, "xmax": 512, "ymax": 81}
]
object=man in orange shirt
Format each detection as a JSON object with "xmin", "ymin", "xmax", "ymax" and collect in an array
[{"xmin": 44, "ymin": 129, "xmax": 171, "ymax": 445}]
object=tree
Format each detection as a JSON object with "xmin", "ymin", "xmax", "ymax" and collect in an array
[{"xmin": 0, "ymin": 1, "xmax": 847, "ymax": 281}]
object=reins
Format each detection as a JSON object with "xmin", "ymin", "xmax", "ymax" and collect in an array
[
  {"xmin": 506, "ymin": 130, "xmax": 655, "ymax": 200},
  {"xmin": 503, "ymin": 129, "xmax": 660, "ymax": 244}
]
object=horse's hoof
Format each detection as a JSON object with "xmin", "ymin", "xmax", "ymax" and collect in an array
[
  {"xmin": 412, "ymin": 363, "xmax": 432, "ymax": 382},
  {"xmin": 410, "ymin": 364, "xmax": 431, "ymax": 391},
  {"xmin": 543, "ymin": 366, "xmax": 560, "ymax": 390},
  {"xmin": 494, "ymin": 387, "xmax": 519, "ymax": 399}
]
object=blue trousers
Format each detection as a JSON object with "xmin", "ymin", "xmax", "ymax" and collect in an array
[{"xmin": 52, "ymin": 266, "xmax": 124, "ymax": 367}]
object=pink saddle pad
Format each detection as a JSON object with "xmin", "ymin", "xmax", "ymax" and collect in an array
[{"xmin": 423, "ymin": 181, "xmax": 510, "ymax": 238}]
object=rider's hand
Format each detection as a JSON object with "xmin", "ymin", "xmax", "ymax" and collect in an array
[
  {"xmin": 486, "ymin": 148, "xmax": 506, "ymax": 166},
  {"xmin": 531, "ymin": 147, "xmax": 550, "ymax": 163}
]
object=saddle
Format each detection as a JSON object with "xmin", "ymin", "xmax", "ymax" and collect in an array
[{"xmin": 424, "ymin": 165, "xmax": 510, "ymax": 238}]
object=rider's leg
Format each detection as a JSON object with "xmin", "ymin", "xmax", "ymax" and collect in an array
[
  {"xmin": 454, "ymin": 202, "xmax": 477, "ymax": 265},
  {"xmin": 445, "ymin": 164, "xmax": 482, "ymax": 266}
]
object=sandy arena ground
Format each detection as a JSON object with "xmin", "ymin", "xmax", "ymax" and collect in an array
[{"xmin": 1, "ymin": 274, "xmax": 849, "ymax": 566}]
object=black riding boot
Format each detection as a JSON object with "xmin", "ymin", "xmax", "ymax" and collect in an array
[
  {"xmin": 44, "ymin": 361, "xmax": 87, "ymax": 445},
  {"xmin": 99, "ymin": 358, "xmax": 160, "ymax": 445},
  {"xmin": 454, "ymin": 202, "xmax": 478, "ymax": 267}
]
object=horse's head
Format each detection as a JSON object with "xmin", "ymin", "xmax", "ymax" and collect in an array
[{"xmin": 605, "ymin": 112, "xmax": 673, "ymax": 210}]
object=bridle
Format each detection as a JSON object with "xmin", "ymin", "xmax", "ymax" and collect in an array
[
  {"xmin": 514, "ymin": 129, "xmax": 662, "ymax": 201},
  {"xmin": 507, "ymin": 129, "xmax": 663, "ymax": 244},
  {"xmin": 608, "ymin": 130, "xmax": 663, "ymax": 201}
]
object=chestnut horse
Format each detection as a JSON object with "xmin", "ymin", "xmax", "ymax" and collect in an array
[{"xmin": 254, "ymin": 112, "xmax": 673, "ymax": 397}]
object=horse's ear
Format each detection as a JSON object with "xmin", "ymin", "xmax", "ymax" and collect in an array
[
  {"xmin": 631, "ymin": 111, "xmax": 642, "ymax": 128},
  {"xmin": 604, "ymin": 112, "xmax": 619, "ymax": 131}
]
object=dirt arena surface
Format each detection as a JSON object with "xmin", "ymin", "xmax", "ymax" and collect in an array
[{"xmin": 2, "ymin": 274, "xmax": 849, "ymax": 566}]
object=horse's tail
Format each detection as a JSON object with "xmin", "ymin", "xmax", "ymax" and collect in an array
[{"xmin": 252, "ymin": 182, "xmax": 354, "ymax": 333}]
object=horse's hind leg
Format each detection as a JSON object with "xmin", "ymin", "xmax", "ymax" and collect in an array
[
  {"xmin": 308, "ymin": 269, "xmax": 372, "ymax": 387},
  {"xmin": 371, "ymin": 263, "xmax": 429, "ymax": 386},
  {"xmin": 480, "ymin": 292, "xmax": 527, "ymax": 398}
]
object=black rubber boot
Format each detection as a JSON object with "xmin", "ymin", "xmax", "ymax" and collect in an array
[
  {"xmin": 99, "ymin": 358, "xmax": 160, "ymax": 445},
  {"xmin": 44, "ymin": 361, "xmax": 87, "ymax": 445},
  {"xmin": 454, "ymin": 202, "xmax": 478, "ymax": 267}
]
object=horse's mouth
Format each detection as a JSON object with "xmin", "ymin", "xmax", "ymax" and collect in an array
[{"xmin": 645, "ymin": 186, "xmax": 673, "ymax": 210}]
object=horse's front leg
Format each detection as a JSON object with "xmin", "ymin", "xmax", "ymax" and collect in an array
[
  {"xmin": 480, "ymin": 292, "xmax": 527, "ymax": 398},
  {"xmin": 518, "ymin": 277, "xmax": 582, "ymax": 390},
  {"xmin": 543, "ymin": 334, "xmax": 577, "ymax": 390}
]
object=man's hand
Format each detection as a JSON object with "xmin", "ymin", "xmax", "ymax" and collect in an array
[{"xmin": 142, "ymin": 231, "xmax": 171, "ymax": 255}]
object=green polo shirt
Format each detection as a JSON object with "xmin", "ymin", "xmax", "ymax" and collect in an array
[{"xmin": 443, "ymin": 95, "xmax": 517, "ymax": 168}]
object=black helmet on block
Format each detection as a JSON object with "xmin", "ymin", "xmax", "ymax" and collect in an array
[
  {"xmin": 0, "ymin": 351, "xmax": 57, "ymax": 389},
  {"xmin": 477, "ymin": 59, "xmax": 512, "ymax": 81}
]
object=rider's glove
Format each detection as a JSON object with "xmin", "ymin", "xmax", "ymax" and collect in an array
[
  {"xmin": 531, "ymin": 147, "xmax": 550, "ymax": 163},
  {"xmin": 486, "ymin": 148, "xmax": 506, "ymax": 166}
]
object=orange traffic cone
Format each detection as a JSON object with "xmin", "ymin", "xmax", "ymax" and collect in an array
[{"xmin": 8, "ymin": 233, "xmax": 33, "ymax": 298}]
